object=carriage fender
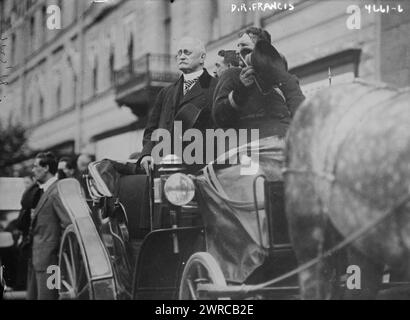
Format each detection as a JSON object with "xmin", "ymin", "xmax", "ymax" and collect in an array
[
  {"xmin": 57, "ymin": 179, "xmax": 113, "ymax": 280},
  {"xmin": 133, "ymin": 227, "xmax": 205, "ymax": 299}
]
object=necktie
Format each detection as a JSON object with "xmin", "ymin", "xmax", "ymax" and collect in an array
[
  {"xmin": 34, "ymin": 187, "xmax": 44, "ymax": 208},
  {"xmin": 27, "ymin": 187, "xmax": 45, "ymax": 242},
  {"xmin": 183, "ymin": 78, "xmax": 198, "ymax": 95}
]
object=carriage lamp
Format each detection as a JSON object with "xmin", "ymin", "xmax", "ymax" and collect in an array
[{"xmin": 163, "ymin": 173, "xmax": 195, "ymax": 206}]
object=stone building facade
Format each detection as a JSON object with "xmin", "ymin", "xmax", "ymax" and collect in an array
[{"xmin": 0, "ymin": 0, "xmax": 409, "ymax": 171}]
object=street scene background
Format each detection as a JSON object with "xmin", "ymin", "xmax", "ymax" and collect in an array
[
  {"xmin": 0, "ymin": 0, "xmax": 410, "ymax": 303},
  {"xmin": 0, "ymin": 0, "xmax": 409, "ymax": 174}
]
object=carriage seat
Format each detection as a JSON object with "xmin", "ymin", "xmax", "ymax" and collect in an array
[
  {"xmin": 88, "ymin": 159, "xmax": 148, "ymax": 239},
  {"xmin": 87, "ymin": 159, "xmax": 139, "ymax": 198},
  {"xmin": 117, "ymin": 174, "xmax": 149, "ymax": 239}
]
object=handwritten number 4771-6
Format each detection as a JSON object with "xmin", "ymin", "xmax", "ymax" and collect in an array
[{"xmin": 365, "ymin": 4, "xmax": 404, "ymax": 13}]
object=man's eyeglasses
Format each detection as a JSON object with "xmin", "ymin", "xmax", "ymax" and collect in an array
[{"xmin": 176, "ymin": 49, "xmax": 193, "ymax": 57}]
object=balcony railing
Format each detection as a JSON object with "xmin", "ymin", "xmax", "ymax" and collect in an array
[
  {"xmin": 114, "ymin": 53, "xmax": 179, "ymax": 90},
  {"xmin": 113, "ymin": 53, "xmax": 179, "ymax": 116}
]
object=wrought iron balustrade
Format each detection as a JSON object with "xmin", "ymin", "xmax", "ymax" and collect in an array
[{"xmin": 114, "ymin": 53, "xmax": 179, "ymax": 89}]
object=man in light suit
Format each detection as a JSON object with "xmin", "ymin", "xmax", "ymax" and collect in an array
[
  {"xmin": 137, "ymin": 37, "xmax": 218, "ymax": 173},
  {"xmin": 27, "ymin": 152, "xmax": 71, "ymax": 300}
]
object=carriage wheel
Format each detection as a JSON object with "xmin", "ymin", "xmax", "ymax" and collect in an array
[
  {"xmin": 179, "ymin": 252, "xmax": 227, "ymax": 300},
  {"xmin": 108, "ymin": 219, "xmax": 132, "ymax": 299},
  {"xmin": 58, "ymin": 225, "xmax": 94, "ymax": 300}
]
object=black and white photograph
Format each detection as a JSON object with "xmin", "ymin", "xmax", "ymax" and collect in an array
[{"xmin": 0, "ymin": 0, "xmax": 410, "ymax": 307}]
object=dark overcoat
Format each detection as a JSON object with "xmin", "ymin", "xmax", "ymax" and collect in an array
[
  {"xmin": 212, "ymin": 67, "xmax": 305, "ymax": 140},
  {"xmin": 139, "ymin": 69, "xmax": 218, "ymax": 162}
]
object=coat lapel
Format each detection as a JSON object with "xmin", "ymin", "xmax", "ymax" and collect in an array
[
  {"xmin": 172, "ymin": 76, "xmax": 184, "ymax": 112},
  {"xmin": 32, "ymin": 181, "xmax": 57, "ymax": 220},
  {"xmin": 178, "ymin": 69, "xmax": 213, "ymax": 108},
  {"xmin": 179, "ymin": 82, "xmax": 203, "ymax": 106}
]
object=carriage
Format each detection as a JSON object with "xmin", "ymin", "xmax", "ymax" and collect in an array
[
  {"xmin": 56, "ymin": 135, "xmax": 301, "ymax": 300},
  {"xmin": 56, "ymin": 80, "xmax": 410, "ymax": 300}
]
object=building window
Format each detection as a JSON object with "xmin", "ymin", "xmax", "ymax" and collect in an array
[
  {"xmin": 10, "ymin": 33, "xmax": 16, "ymax": 65},
  {"xmin": 30, "ymin": 15, "xmax": 35, "ymax": 51},
  {"xmin": 211, "ymin": 0, "xmax": 220, "ymax": 40},
  {"xmin": 39, "ymin": 95, "xmax": 44, "ymax": 120},
  {"xmin": 58, "ymin": 0, "xmax": 64, "ymax": 27},
  {"xmin": 109, "ymin": 49, "xmax": 115, "ymax": 84},
  {"xmin": 164, "ymin": 18, "xmax": 171, "ymax": 54},
  {"xmin": 28, "ymin": 103, "xmax": 33, "ymax": 124},
  {"xmin": 72, "ymin": 72, "xmax": 77, "ymax": 103},
  {"xmin": 74, "ymin": 0, "xmax": 80, "ymax": 20},
  {"xmin": 0, "ymin": 1, "xmax": 3, "ymax": 33},
  {"xmin": 290, "ymin": 49, "xmax": 361, "ymax": 99},
  {"xmin": 92, "ymin": 58, "xmax": 98, "ymax": 94},
  {"xmin": 41, "ymin": 5, "xmax": 47, "ymax": 44},
  {"xmin": 127, "ymin": 37, "xmax": 134, "ymax": 73},
  {"xmin": 164, "ymin": 2, "xmax": 171, "ymax": 55},
  {"xmin": 56, "ymin": 84, "xmax": 62, "ymax": 110}
]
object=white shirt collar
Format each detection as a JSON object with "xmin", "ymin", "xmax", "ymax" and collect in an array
[
  {"xmin": 39, "ymin": 176, "xmax": 58, "ymax": 192},
  {"xmin": 183, "ymin": 69, "xmax": 204, "ymax": 81}
]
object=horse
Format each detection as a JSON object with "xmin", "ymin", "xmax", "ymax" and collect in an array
[{"xmin": 284, "ymin": 80, "xmax": 410, "ymax": 299}]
